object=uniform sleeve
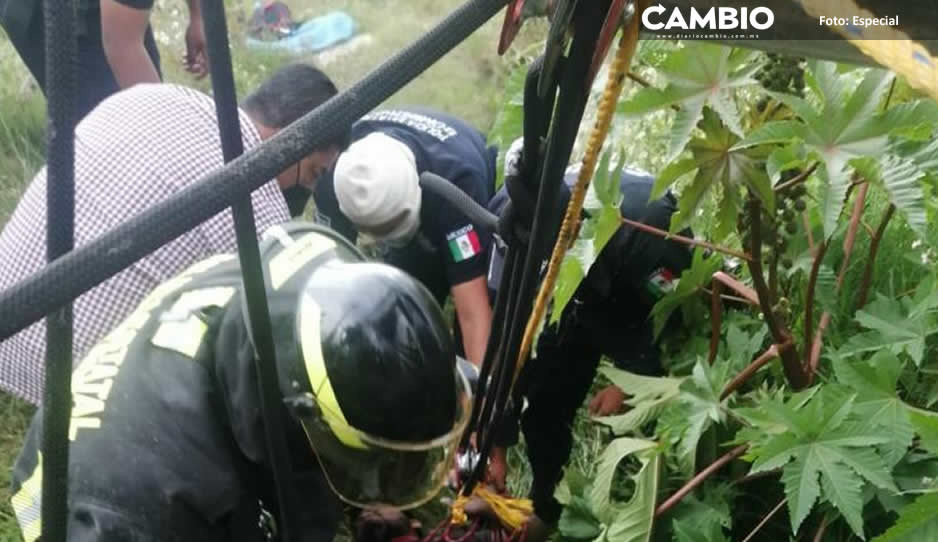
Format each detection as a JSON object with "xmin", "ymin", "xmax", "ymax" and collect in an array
[{"xmin": 433, "ymin": 169, "xmax": 493, "ymax": 287}]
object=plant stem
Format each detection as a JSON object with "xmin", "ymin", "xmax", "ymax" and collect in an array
[
  {"xmin": 712, "ymin": 271, "xmax": 760, "ymax": 305},
  {"xmin": 812, "ymin": 514, "xmax": 830, "ymax": 542},
  {"xmin": 747, "ymin": 198, "xmax": 807, "ymax": 389},
  {"xmin": 720, "ymin": 341, "xmax": 791, "ymax": 400},
  {"xmin": 741, "ymin": 498, "xmax": 788, "ymax": 542},
  {"xmin": 620, "ymin": 217, "xmax": 751, "ymax": 261},
  {"xmin": 731, "ymin": 468, "xmax": 781, "ymax": 487},
  {"xmin": 803, "ymin": 241, "xmax": 828, "ymax": 364},
  {"xmin": 654, "ymin": 444, "xmax": 749, "ymax": 518},
  {"xmin": 807, "ymin": 183, "xmax": 868, "ymax": 383},
  {"xmin": 856, "ymin": 204, "xmax": 895, "ymax": 310},
  {"xmin": 709, "ymin": 278, "xmax": 723, "ymax": 365},
  {"xmin": 774, "ymin": 162, "xmax": 818, "ymax": 193}
]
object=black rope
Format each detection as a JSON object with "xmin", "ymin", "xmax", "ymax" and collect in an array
[
  {"xmin": 419, "ymin": 172, "xmax": 497, "ymax": 230},
  {"xmin": 0, "ymin": 0, "xmax": 509, "ymax": 342},
  {"xmin": 200, "ymin": 2, "xmax": 300, "ymax": 540},
  {"xmin": 40, "ymin": 0, "xmax": 78, "ymax": 539},
  {"xmin": 463, "ymin": 0, "xmax": 610, "ymax": 492}
]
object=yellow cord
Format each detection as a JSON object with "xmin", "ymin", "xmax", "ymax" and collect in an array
[
  {"xmin": 450, "ymin": 486, "xmax": 534, "ymax": 531},
  {"xmin": 513, "ymin": 1, "xmax": 645, "ymax": 385}
]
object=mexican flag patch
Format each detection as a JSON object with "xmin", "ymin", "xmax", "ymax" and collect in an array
[
  {"xmin": 646, "ymin": 267, "xmax": 677, "ymax": 299},
  {"xmin": 447, "ymin": 225, "xmax": 482, "ymax": 262}
]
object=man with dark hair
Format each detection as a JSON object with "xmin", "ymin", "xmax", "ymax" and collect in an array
[
  {"xmin": 0, "ymin": 0, "xmax": 205, "ymax": 120},
  {"xmin": 312, "ymin": 108, "xmax": 497, "ymax": 369},
  {"xmin": 0, "ymin": 62, "xmax": 350, "ymax": 406},
  {"xmin": 10, "ymin": 223, "xmax": 472, "ymax": 541}
]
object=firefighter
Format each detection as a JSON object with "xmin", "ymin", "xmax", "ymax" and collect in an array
[{"xmin": 10, "ymin": 222, "xmax": 472, "ymax": 542}]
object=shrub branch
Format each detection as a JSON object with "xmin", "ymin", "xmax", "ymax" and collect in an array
[
  {"xmin": 654, "ymin": 444, "xmax": 749, "ymax": 518},
  {"xmin": 856, "ymin": 204, "xmax": 895, "ymax": 310}
]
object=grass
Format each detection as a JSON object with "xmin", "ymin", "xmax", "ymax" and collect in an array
[{"xmin": 0, "ymin": 0, "xmax": 544, "ymax": 539}]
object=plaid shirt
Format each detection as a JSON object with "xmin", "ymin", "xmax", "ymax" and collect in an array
[{"xmin": 0, "ymin": 83, "xmax": 290, "ymax": 404}]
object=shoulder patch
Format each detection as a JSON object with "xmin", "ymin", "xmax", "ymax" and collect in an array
[
  {"xmin": 646, "ymin": 267, "xmax": 678, "ymax": 299},
  {"xmin": 446, "ymin": 225, "xmax": 482, "ymax": 263}
]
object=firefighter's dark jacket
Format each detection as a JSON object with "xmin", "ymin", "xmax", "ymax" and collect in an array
[{"xmin": 10, "ymin": 223, "xmax": 360, "ymax": 541}]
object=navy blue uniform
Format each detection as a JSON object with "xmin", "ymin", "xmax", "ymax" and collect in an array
[
  {"xmin": 314, "ymin": 108, "xmax": 497, "ymax": 306},
  {"xmin": 488, "ymin": 168, "xmax": 693, "ymax": 523}
]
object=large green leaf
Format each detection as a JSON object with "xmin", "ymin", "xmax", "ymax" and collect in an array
[
  {"xmin": 871, "ymin": 493, "xmax": 938, "ymax": 542},
  {"xmin": 668, "ymin": 109, "xmax": 774, "ymax": 233},
  {"xmin": 841, "ymin": 294, "xmax": 938, "ymax": 366},
  {"xmin": 560, "ymin": 495, "xmax": 604, "ymax": 540},
  {"xmin": 590, "ymin": 438, "xmax": 658, "ymax": 524},
  {"xmin": 852, "ymin": 152, "xmax": 928, "ymax": 236},
  {"xmin": 604, "ymin": 449, "xmax": 661, "ymax": 542},
  {"xmin": 672, "ymin": 518, "xmax": 728, "ymax": 542},
  {"xmin": 833, "ymin": 351, "xmax": 914, "ymax": 468},
  {"xmin": 672, "ymin": 361, "xmax": 734, "ymax": 475},
  {"xmin": 618, "ymin": 43, "xmax": 763, "ymax": 161},
  {"xmin": 668, "ymin": 485, "xmax": 733, "ymax": 542},
  {"xmin": 909, "ymin": 410, "xmax": 938, "ymax": 456},
  {"xmin": 740, "ymin": 386, "xmax": 898, "ymax": 538},
  {"xmin": 596, "ymin": 367, "xmax": 684, "ymax": 435}
]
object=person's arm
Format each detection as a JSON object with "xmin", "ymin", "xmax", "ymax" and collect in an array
[
  {"xmin": 451, "ymin": 276, "xmax": 492, "ymax": 367},
  {"xmin": 100, "ymin": 0, "xmax": 160, "ymax": 87},
  {"xmin": 183, "ymin": 0, "xmax": 208, "ymax": 78}
]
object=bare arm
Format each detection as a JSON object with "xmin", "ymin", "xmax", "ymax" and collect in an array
[
  {"xmin": 451, "ymin": 276, "xmax": 492, "ymax": 368},
  {"xmin": 100, "ymin": 0, "xmax": 160, "ymax": 87},
  {"xmin": 183, "ymin": 0, "xmax": 208, "ymax": 77}
]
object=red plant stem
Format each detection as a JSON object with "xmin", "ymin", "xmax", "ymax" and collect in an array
[
  {"xmin": 720, "ymin": 341, "xmax": 791, "ymax": 401},
  {"xmin": 856, "ymin": 204, "xmax": 895, "ymax": 311},
  {"xmin": 619, "ymin": 217, "xmax": 752, "ymax": 261},
  {"xmin": 807, "ymin": 183, "xmax": 868, "ymax": 383},
  {"xmin": 803, "ymin": 212, "xmax": 815, "ymax": 252},
  {"xmin": 742, "ymin": 498, "xmax": 788, "ymax": 542},
  {"xmin": 654, "ymin": 445, "xmax": 749, "ymax": 518},
  {"xmin": 774, "ymin": 162, "xmax": 819, "ymax": 193},
  {"xmin": 802, "ymin": 241, "xmax": 828, "ymax": 364},
  {"xmin": 713, "ymin": 271, "xmax": 759, "ymax": 305},
  {"xmin": 747, "ymin": 198, "xmax": 807, "ymax": 389},
  {"xmin": 812, "ymin": 516, "xmax": 829, "ymax": 542},
  {"xmin": 709, "ymin": 277, "xmax": 724, "ymax": 365}
]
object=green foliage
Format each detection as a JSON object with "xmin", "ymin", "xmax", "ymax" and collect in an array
[
  {"xmin": 838, "ymin": 289, "xmax": 938, "ymax": 366},
  {"xmin": 618, "ymin": 43, "xmax": 764, "ymax": 161},
  {"xmin": 737, "ymin": 385, "xmax": 898, "ymax": 538},
  {"xmin": 596, "ymin": 367, "xmax": 684, "ymax": 435},
  {"xmin": 871, "ymin": 493, "xmax": 938, "ymax": 542},
  {"xmin": 668, "ymin": 485, "xmax": 734, "ymax": 542},
  {"xmin": 650, "ymin": 249, "xmax": 723, "ymax": 339}
]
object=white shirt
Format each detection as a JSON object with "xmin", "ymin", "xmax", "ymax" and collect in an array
[{"xmin": 0, "ymin": 83, "xmax": 290, "ymax": 404}]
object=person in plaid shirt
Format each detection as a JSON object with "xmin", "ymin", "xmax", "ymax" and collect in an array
[{"xmin": 0, "ymin": 62, "xmax": 349, "ymax": 405}]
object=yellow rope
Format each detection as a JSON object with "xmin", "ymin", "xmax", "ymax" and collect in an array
[
  {"xmin": 512, "ymin": 1, "xmax": 645, "ymax": 384},
  {"xmin": 797, "ymin": 0, "xmax": 938, "ymax": 101},
  {"xmin": 450, "ymin": 486, "xmax": 534, "ymax": 531}
]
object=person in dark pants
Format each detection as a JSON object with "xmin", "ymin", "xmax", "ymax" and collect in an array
[
  {"xmin": 483, "ymin": 142, "xmax": 693, "ymax": 530},
  {"xmin": 0, "ymin": 0, "xmax": 204, "ymax": 120},
  {"xmin": 10, "ymin": 223, "xmax": 472, "ymax": 541}
]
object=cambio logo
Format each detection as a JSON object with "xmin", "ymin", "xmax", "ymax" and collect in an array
[{"xmin": 642, "ymin": 5, "xmax": 775, "ymax": 31}]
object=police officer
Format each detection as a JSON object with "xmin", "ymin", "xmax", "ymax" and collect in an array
[
  {"xmin": 10, "ymin": 223, "xmax": 472, "ymax": 541},
  {"xmin": 484, "ymin": 140, "xmax": 693, "ymax": 530},
  {"xmin": 312, "ymin": 108, "xmax": 497, "ymax": 368}
]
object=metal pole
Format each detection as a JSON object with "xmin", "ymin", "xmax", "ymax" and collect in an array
[
  {"xmin": 41, "ymin": 0, "xmax": 78, "ymax": 539},
  {"xmin": 200, "ymin": 1, "xmax": 299, "ymax": 539}
]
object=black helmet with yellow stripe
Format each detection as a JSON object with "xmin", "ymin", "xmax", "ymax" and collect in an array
[{"xmin": 281, "ymin": 251, "xmax": 470, "ymax": 511}]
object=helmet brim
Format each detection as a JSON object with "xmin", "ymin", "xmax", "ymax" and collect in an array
[{"xmin": 297, "ymin": 366, "xmax": 471, "ymax": 510}]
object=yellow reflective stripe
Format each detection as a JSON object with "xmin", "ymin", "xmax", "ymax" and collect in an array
[
  {"xmin": 151, "ymin": 317, "xmax": 209, "ymax": 358},
  {"xmin": 299, "ymin": 293, "xmax": 367, "ymax": 449},
  {"xmin": 151, "ymin": 287, "xmax": 235, "ymax": 358},
  {"xmin": 269, "ymin": 233, "xmax": 336, "ymax": 290},
  {"xmin": 11, "ymin": 451, "xmax": 43, "ymax": 542}
]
